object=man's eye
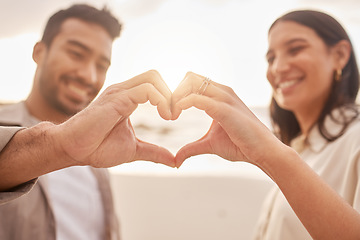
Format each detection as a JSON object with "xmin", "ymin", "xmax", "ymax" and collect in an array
[
  {"xmin": 267, "ymin": 56, "xmax": 275, "ymax": 64},
  {"xmin": 69, "ymin": 50, "xmax": 83, "ymax": 59}
]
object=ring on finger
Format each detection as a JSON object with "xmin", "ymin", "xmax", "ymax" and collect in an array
[{"xmin": 196, "ymin": 77, "xmax": 212, "ymax": 95}]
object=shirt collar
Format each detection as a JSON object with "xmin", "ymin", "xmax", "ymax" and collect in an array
[
  {"xmin": 0, "ymin": 101, "xmax": 40, "ymax": 127},
  {"xmin": 291, "ymin": 107, "xmax": 358, "ymax": 153}
]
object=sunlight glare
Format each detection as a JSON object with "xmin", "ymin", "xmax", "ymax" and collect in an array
[{"xmin": 0, "ymin": 33, "xmax": 39, "ymax": 102}]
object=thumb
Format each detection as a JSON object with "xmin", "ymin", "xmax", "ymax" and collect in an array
[
  {"xmin": 135, "ymin": 140, "xmax": 176, "ymax": 167},
  {"xmin": 175, "ymin": 137, "xmax": 212, "ymax": 168}
]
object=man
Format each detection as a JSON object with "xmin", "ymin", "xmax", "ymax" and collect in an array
[{"xmin": 0, "ymin": 4, "xmax": 174, "ymax": 240}]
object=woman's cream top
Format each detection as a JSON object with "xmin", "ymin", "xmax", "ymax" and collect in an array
[{"xmin": 254, "ymin": 109, "xmax": 360, "ymax": 239}]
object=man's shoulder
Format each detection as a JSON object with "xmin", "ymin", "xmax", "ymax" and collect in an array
[{"xmin": 0, "ymin": 102, "xmax": 26, "ymax": 126}]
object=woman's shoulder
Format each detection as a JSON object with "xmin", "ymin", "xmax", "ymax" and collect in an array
[
  {"xmin": 340, "ymin": 113, "xmax": 360, "ymax": 143},
  {"xmin": 325, "ymin": 105, "xmax": 360, "ymax": 145}
]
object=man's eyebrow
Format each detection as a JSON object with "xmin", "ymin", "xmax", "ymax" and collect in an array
[
  {"xmin": 67, "ymin": 40, "xmax": 111, "ymax": 66},
  {"xmin": 67, "ymin": 39, "xmax": 91, "ymax": 52},
  {"xmin": 266, "ymin": 38, "xmax": 308, "ymax": 58}
]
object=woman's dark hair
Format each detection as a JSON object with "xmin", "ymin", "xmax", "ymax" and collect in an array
[
  {"xmin": 41, "ymin": 4, "xmax": 122, "ymax": 46},
  {"xmin": 268, "ymin": 10, "xmax": 359, "ymax": 145}
]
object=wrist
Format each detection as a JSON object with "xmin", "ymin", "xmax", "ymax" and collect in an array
[
  {"xmin": 47, "ymin": 122, "xmax": 81, "ymax": 169},
  {"xmin": 254, "ymin": 140, "xmax": 300, "ymax": 182}
]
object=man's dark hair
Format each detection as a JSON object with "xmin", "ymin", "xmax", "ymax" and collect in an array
[{"xmin": 41, "ymin": 4, "xmax": 122, "ymax": 46}]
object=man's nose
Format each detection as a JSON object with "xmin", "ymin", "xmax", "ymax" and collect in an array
[{"xmin": 77, "ymin": 62, "xmax": 97, "ymax": 85}]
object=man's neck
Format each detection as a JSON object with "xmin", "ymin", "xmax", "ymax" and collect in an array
[{"xmin": 25, "ymin": 96, "xmax": 70, "ymax": 124}]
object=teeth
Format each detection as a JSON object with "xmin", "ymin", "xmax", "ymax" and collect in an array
[
  {"xmin": 68, "ymin": 84, "xmax": 87, "ymax": 97},
  {"xmin": 278, "ymin": 79, "xmax": 298, "ymax": 89}
]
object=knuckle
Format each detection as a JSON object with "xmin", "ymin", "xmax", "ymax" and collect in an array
[
  {"xmin": 143, "ymin": 82, "xmax": 153, "ymax": 88},
  {"xmin": 185, "ymin": 71, "xmax": 195, "ymax": 77},
  {"xmin": 225, "ymin": 85, "xmax": 235, "ymax": 94},
  {"xmin": 146, "ymin": 69, "xmax": 160, "ymax": 78},
  {"xmin": 185, "ymin": 71, "xmax": 202, "ymax": 80}
]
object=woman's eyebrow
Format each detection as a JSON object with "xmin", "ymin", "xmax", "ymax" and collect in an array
[{"xmin": 266, "ymin": 38, "xmax": 308, "ymax": 58}]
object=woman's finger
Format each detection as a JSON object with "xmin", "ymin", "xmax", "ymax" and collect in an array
[
  {"xmin": 174, "ymin": 93, "xmax": 225, "ymax": 123},
  {"xmin": 171, "ymin": 72, "xmax": 232, "ymax": 120},
  {"xmin": 174, "ymin": 137, "xmax": 213, "ymax": 168}
]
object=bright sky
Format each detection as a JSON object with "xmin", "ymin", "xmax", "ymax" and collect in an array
[{"xmin": 1, "ymin": 0, "xmax": 359, "ymax": 107}]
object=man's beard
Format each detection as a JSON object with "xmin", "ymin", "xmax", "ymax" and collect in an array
[{"xmin": 38, "ymin": 74, "xmax": 91, "ymax": 117}]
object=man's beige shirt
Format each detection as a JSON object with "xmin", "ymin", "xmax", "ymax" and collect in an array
[{"xmin": 0, "ymin": 102, "xmax": 120, "ymax": 240}]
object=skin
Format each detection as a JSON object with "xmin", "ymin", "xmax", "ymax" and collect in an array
[
  {"xmin": 26, "ymin": 18, "xmax": 113, "ymax": 124},
  {"xmin": 171, "ymin": 21, "xmax": 359, "ymax": 239},
  {"xmin": 266, "ymin": 21, "xmax": 350, "ymax": 134},
  {"xmin": 0, "ymin": 70, "xmax": 175, "ymax": 191},
  {"xmin": 1, "ymin": 16, "xmax": 359, "ymax": 239},
  {"xmin": 0, "ymin": 18, "xmax": 175, "ymax": 191}
]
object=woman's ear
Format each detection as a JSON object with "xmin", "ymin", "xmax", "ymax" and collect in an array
[
  {"xmin": 332, "ymin": 39, "xmax": 351, "ymax": 69},
  {"xmin": 32, "ymin": 41, "xmax": 46, "ymax": 64}
]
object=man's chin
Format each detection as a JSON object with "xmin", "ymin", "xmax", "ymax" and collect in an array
[{"xmin": 59, "ymin": 103, "xmax": 88, "ymax": 117}]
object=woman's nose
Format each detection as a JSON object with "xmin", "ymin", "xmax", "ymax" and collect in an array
[{"xmin": 270, "ymin": 56, "xmax": 290, "ymax": 75}]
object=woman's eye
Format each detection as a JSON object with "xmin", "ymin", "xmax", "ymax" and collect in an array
[
  {"xmin": 289, "ymin": 46, "xmax": 304, "ymax": 55},
  {"xmin": 97, "ymin": 63, "xmax": 108, "ymax": 72}
]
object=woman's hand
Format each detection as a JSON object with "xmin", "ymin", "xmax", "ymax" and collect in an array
[
  {"xmin": 171, "ymin": 71, "xmax": 281, "ymax": 168},
  {"xmin": 172, "ymin": 72, "xmax": 360, "ymax": 240}
]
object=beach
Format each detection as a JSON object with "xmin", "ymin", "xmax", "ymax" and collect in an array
[
  {"xmin": 109, "ymin": 103, "xmax": 274, "ymax": 240},
  {"xmin": 110, "ymin": 102, "xmax": 271, "ymax": 179}
]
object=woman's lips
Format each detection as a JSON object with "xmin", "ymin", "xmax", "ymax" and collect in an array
[{"xmin": 276, "ymin": 78, "xmax": 301, "ymax": 94}]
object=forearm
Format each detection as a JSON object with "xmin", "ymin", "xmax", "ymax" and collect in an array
[
  {"xmin": 261, "ymin": 143, "xmax": 360, "ymax": 239},
  {"xmin": 0, "ymin": 122, "xmax": 73, "ymax": 191}
]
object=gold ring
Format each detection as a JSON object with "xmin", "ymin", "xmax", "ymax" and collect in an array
[{"xmin": 196, "ymin": 77, "xmax": 211, "ymax": 95}]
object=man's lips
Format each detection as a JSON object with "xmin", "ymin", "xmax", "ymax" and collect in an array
[{"xmin": 67, "ymin": 83, "xmax": 88, "ymax": 99}]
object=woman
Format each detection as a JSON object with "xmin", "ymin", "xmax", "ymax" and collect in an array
[{"xmin": 171, "ymin": 10, "xmax": 360, "ymax": 239}]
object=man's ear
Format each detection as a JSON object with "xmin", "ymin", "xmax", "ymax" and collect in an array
[
  {"xmin": 332, "ymin": 39, "xmax": 351, "ymax": 69},
  {"xmin": 32, "ymin": 41, "xmax": 47, "ymax": 64}
]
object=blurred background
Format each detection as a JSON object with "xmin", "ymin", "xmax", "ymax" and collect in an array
[
  {"xmin": 1, "ymin": 0, "xmax": 359, "ymax": 104},
  {"xmin": 1, "ymin": 0, "xmax": 359, "ymax": 239},
  {"xmin": 1, "ymin": 0, "xmax": 359, "ymax": 172}
]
